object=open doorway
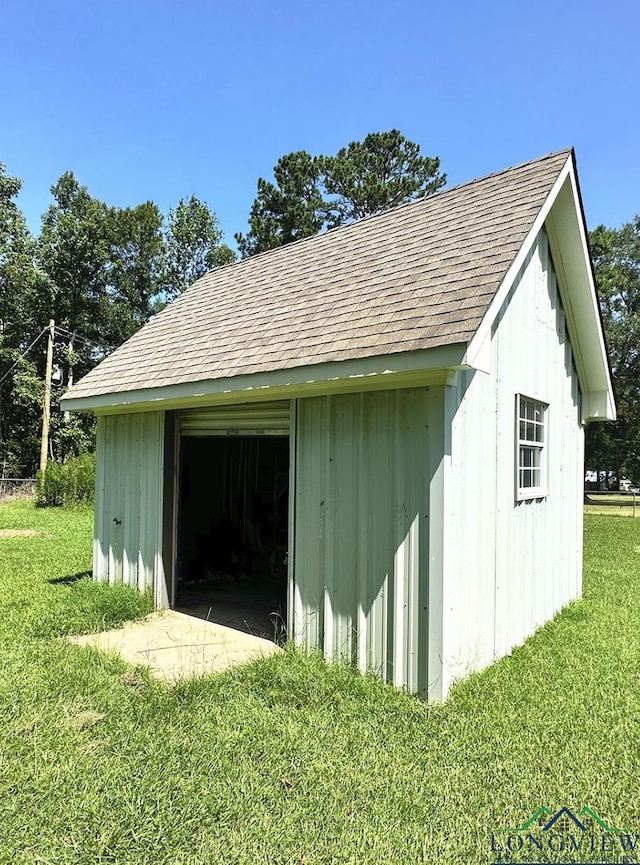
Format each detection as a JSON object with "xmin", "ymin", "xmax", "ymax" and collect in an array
[{"xmin": 175, "ymin": 435, "xmax": 289, "ymax": 643}]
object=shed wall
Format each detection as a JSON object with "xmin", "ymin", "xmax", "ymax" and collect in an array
[
  {"xmin": 442, "ymin": 230, "xmax": 583, "ymax": 694},
  {"xmin": 293, "ymin": 388, "xmax": 444, "ymax": 697},
  {"xmin": 94, "ymin": 411, "xmax": 166, "ymax": 605}
]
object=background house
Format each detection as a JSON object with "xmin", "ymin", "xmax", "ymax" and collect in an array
[{"xmin": 62, "ymin": 149, "xmax": 614, "ymax": 699}]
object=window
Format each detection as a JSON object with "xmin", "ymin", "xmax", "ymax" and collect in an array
[{"xmin": 516, "ymin": 395, "xmax": 547, "ymax": 499}]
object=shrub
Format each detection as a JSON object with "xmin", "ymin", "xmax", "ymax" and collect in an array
[{"xmin": 36, "ymin": 452, "xmax": 96, "ymax": 507}]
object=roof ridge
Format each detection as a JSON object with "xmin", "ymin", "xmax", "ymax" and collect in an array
[
  {"xmin": 209, "ymin": 148, "xmax": 574, "ymax": 278},
  {"xmin": 439, "ymin": 147, "xmax": 573, "ymax": 198}
]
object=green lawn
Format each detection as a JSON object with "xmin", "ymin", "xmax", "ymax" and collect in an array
[{"xmin": 0, "ymin": 500, "xmax": 639, "ymax": 864}]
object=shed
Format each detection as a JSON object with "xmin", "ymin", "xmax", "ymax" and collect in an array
[{"xmin": 62, "ymin": 149, "xmax": 614, "ymax": 699}]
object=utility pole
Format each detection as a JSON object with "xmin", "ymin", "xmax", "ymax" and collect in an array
[
  {"xmin": 63, "ymin": 332, "xmax": 74, "ymax": 422},
  {"xmin": 39, "ymin": 319, "xmax": 55, "ymax": 475}
]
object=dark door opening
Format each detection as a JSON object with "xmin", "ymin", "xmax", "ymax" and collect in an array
[{"xmin": 175, "ymin": 436, "xmax": 289, "ymax": 643}]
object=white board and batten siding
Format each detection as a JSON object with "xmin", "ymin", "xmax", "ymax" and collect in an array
[
  {"xmin": 94, "ymin": 411, "xmax": 166, "ymax": 607},
  {"xmin": 293, "ymin": 387, "xmax": 446, "ymax": 699},
  {"xmin": 441, "ymin": 230, "xmax": 584, "ymax": 696}
]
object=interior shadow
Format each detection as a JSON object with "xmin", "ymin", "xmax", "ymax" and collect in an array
[{"xmin": 175, "ymin": 436, "xmax": 289, "ymax": 643}]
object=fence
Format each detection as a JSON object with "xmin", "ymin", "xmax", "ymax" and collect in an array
[{"xmin": 584, "ymin": 489, "xmax": 638, "ymax": 517}]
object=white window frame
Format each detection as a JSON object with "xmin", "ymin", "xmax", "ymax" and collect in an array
[{"xmin": 516, "ymin": 395, "xmax": 548, "ymax": 501}]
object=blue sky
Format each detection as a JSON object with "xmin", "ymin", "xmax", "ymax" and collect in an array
[{"xmin": 2, "ymin": 0, "xmax": 638, "ymax": 246}]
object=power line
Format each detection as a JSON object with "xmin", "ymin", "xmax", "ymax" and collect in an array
[
  {"xmin": 54, "ymin": 325, "xmax": 103, "ymax": 350},
  {"xmin": 0, "ymin": 322, "xmax": 108, "ymax": 387},
  {"xmin": 0, "ymin": 327, "xmax": 48, "ymax": 386}
]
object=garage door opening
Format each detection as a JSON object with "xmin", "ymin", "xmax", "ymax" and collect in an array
[{"xmin": 175, "ymin": 435, "xmax": 290, "ymax": 643}]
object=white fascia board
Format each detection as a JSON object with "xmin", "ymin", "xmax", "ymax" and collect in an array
[
  {"xmin": 545, "ymin": 164, "xmax": 615, "ymax": 422},
  {"xmin": 62, "ymin": 343, "xmax": 468, "ymax": 414},
  {"xmin": 584, "ymin": 390, "xmax": 616, "ymax": 422}
]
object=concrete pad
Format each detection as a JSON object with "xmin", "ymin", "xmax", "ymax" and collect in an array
[{"xmin": 70, "ymin": 610, "xmax": 282, "ymax": 683}]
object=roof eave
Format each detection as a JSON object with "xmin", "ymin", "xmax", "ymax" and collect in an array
[{"xmin": 61, "ymin": 343, "xmax": 470, "ymax": 415}]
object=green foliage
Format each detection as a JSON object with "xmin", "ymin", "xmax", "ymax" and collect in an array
[
  {"xmin": 163, "ymin": 195, "xmax": 235, "ymax": 299},
  {"xmin": 236, "ymin": 151, "xmax": 328, "ymax": 256},
  {"xmin": 50, "ymin": 412, "xmax": 97, "ymax": 464},
  {"xmin": 0, "ymin": 163, "xmax": 48, "ymax": 476},
  {"xmin": 323, "ymin": 129, "xmax": 446, "ymax": 223},
  {"xmin": 36, "ymin": 452, "xmax": 96, "ymax": 507},
  {"xmin": 1, "ymin": 360, "xmax": 43, "ymax": 476},
  {"xmin": 236, "ymin": 130, "xmax": 446, "ymax": 256},
  {"xmin": 105, "ymin": 200, "xmax": 165, "ymax": 340},
  {"xmin": 588, "ymin": 217, "xmax": 640, "ymax": 484},
  {"xmin": 0, "ymin": 161, "xmax": 232, "ymax": 477},
  {"xmin": 37, "ymin": 171, "xmax": 112, "ymax": 366},
  {"xmin": 0, "ymin": 502, "xmax": 638, "ymax": 863}
]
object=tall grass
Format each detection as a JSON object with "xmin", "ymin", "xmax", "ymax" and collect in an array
[{"xmin": 35, "ymin": 452, "xmax": 96, "ymax": 507}]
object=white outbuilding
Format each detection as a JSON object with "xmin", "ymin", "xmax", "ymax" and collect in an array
[{"xmin": 62, "ymin": 149, "xmax": 614, "ymax": 699}]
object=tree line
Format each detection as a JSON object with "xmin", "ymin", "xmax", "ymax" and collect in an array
[
  {"xmin": 587, "ymin": 218, "xmax": 640, "ymax": 487},
  {"xmin": 1, "ymin": 130, "xmax": 638, "ymax": 484},
  {"xmin": 0, "ymin": 167, "xmax": 235, "ymax": 476}
]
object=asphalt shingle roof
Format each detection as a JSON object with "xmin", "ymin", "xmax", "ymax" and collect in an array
[{"xmin": 66, "ymin": 149, "xmax": 572, "ymax": 400}]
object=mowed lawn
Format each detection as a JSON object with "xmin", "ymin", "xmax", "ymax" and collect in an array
[{"xmin": 0, "ymin": 500, "xmax": 639, "ymax": 864}]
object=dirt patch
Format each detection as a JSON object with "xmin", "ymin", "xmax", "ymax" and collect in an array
[{"xmin": 0, "ymin": 529, "xmax": 39, "ymax": 538}]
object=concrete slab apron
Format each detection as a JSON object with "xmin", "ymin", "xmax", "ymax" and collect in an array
[{"xmin": 70, "ymin": 610, "xmax": 281, "ymax": 683}]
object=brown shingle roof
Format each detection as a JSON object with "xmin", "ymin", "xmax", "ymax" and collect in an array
[{"xmin": 66, "ymin": 149, "xmax": 572, "ymax": 400}]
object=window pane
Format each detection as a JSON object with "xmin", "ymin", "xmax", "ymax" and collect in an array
[
  {"xmin": 519, "ymin": 401, "xmax": 546, "ymax": 445},
  {"xmin": 516, "ymin": 396, "xmax": 547, "ymax": 496},
  {"xmin": 519, "ymin": 445, "xmax": 542, "ymax": 490}
]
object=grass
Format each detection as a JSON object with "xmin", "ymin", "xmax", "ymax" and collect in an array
[
  {"xmin": 585, "ymin": 504, "xmax": 639, "ymax": 516},
  {"xmin": 0, "ymin": 500, "xmax": 639, "ymax": 864}
]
